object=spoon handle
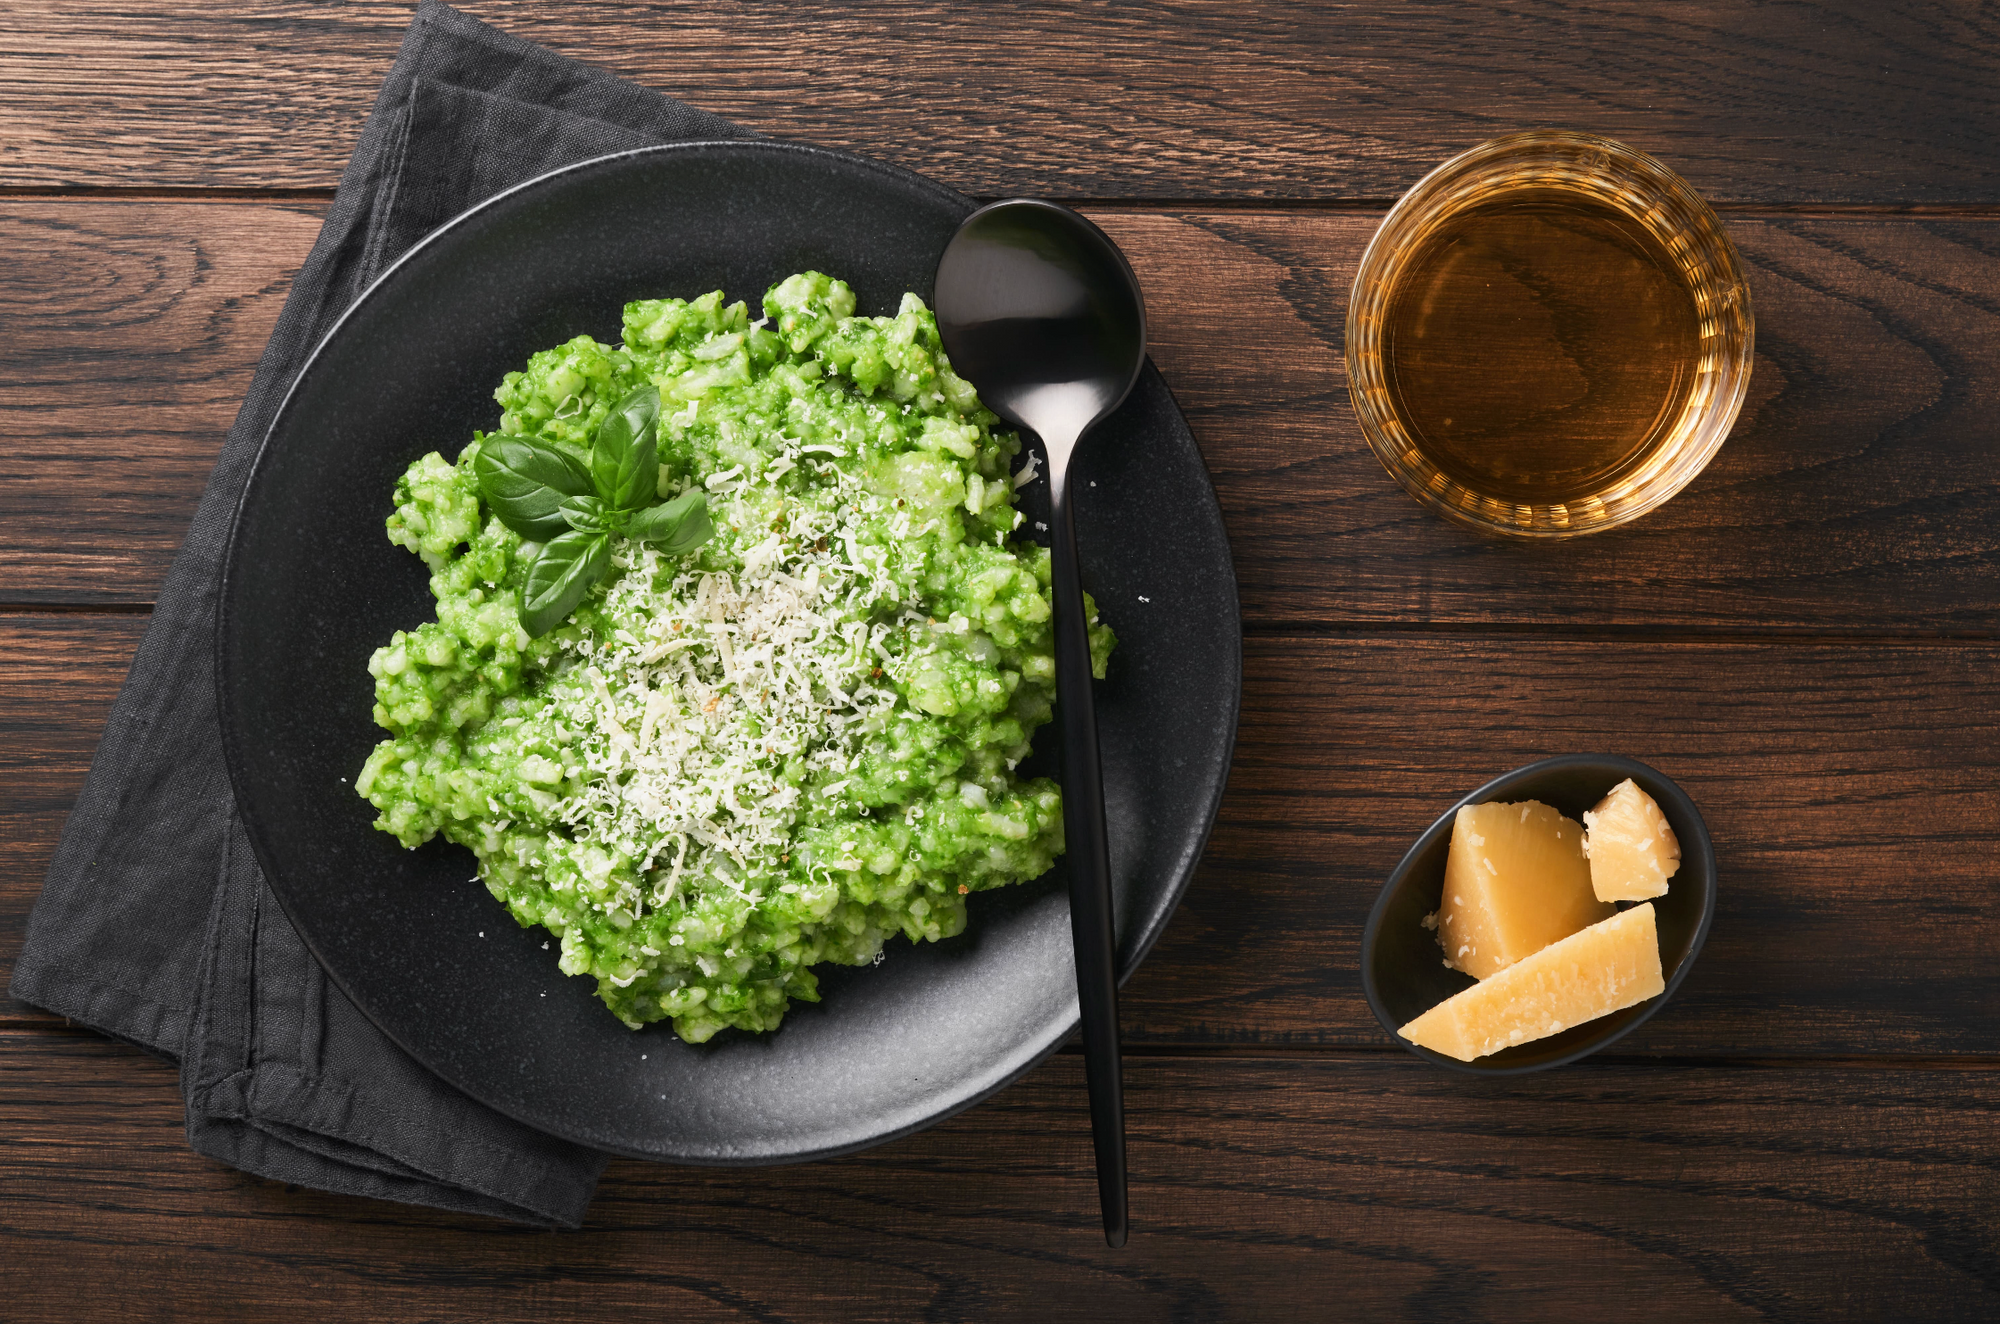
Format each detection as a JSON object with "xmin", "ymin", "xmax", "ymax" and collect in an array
[{"xmin": 1047, "ymin": 479, "xmax": 1128, "ymax": 1249}]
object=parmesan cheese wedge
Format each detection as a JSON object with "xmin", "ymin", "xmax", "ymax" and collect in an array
[
  {"xmin": 1438, "ymin": 800, "xmax": 1612, "ymax": 979},
  {"xmin": 1582, "ymin": 778, "xmax": 1681, "ymax": 901},
  {"xmin": 1400, "ymin": 903, "xmax": 1666, "ymax": 1062}
]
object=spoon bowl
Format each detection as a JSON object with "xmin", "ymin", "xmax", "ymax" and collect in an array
[{"xmin": 935, "ymin": 200, "xmax": 1148, "ymax": 490}]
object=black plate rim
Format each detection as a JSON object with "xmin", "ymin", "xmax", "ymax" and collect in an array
[{"xmin": 215, "ymin": 138, "xmax": 1242, "ymax": 1163}]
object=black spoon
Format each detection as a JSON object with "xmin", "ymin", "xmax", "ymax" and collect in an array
[{"xmin": 934, "ymin": 199, "xmax": 1148, "ymax": 1249}]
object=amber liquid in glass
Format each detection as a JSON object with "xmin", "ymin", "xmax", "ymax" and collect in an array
[{"xmin": 1380, "ymin": 190, "xmax": 1702, "ymax": 506}]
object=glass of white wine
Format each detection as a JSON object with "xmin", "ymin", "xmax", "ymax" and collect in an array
[{"xmin": 1347, "ymin": 131, "xmax": 1754, "ymax": 538}]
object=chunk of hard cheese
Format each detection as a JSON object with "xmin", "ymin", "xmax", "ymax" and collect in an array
[
  {"xmin": 1400, "ymin": 903, "xmax": 1666, "ymax": 1061},
  {"xmin": 1438, "ymin": 800, "xmax": 1612, "ymax": 979},
  {"xmin": 1582, "ymin": 778, "xmax": 1682, "ymax": 902}
]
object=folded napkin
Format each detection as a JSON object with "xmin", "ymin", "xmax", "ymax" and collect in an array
[{"xmin": 10, "ymin": 0, "xmax": 759, "ymax": 1227}]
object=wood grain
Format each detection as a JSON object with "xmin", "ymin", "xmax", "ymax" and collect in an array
[
  {"xmin": 1130, "ymin": 633, "xmax": 2000, "ymax": 1053},
  {"xmin": 9, "ymin": 617, "xmax": 1997, "ymax": 1054},
  {"xmin": 0, "ymin": 615, "xmax": 143, "ymax": 1023},
  {"xmin": 1113, "ymin": 208, "xmax": 2000, "ymax": 631},
  {"xmin": 9, "ymin": 200, "xmax": 2000, "ymax": 633},
  {"xmin": 0, "ymin": 201, "xmax": 317, "ymax": 600},
  {"xmin": 6, "ymin": 2, "xmax": 2000, "ymax": 204},
  {"xmin": 3, "ymin": 1030, "xmax": 1997, "ymax": 1322}
]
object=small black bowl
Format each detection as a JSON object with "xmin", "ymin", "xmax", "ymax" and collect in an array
[{"xmin": 1362, "ymin": 754, "xmax": 1716, "ymax": 1073}]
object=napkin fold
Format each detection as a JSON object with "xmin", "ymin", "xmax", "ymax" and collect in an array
[{"xmin": 10, "ymin": 0, "xmax": 757, "ymax": 1227}]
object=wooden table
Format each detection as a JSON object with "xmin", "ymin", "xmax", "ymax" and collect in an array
[{"xmin": 5, "ymin": 3, "xmax": 1998, "ymax": 1319}]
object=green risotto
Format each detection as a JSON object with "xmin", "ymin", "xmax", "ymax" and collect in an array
[{"xmin": 356, "ymin": 273, "xmax": 1111, "ymax": 1042}]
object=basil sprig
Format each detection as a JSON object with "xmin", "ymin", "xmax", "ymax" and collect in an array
[
  {"xmin": 475, "ymin": 384, "xmax": 714, "ymax": 637},
  {"xmin": 473, "ymin": 436, "xmax": 592, "ymax": 542},
  {"xmin": 521, "ymin": 530, "xmax": 612, "ymax": 636}
]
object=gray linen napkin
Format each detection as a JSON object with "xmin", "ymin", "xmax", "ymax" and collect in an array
[{"xmin": 10, "ymin": 0, "xmax": 756, "ymax": 1227}]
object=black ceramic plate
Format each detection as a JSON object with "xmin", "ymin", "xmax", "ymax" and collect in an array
[{"xmin": 217, "ymin": 142, "xmax": 1240, "ymax": 1162}]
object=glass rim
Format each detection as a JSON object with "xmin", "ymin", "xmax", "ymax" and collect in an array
[{"xmin": 1346, "ymin": 130, "xmax": 1755, "ymax": 539}]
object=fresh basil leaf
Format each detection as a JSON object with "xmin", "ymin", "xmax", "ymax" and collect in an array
[
  {"xmin": 519, "ymin": 530, "xmax": 610, "ymax": 638},
  {"xmin": 558, "ymin": 493, "xmax": 614, "ymax": 534},
  {"xmin": 593, "ymin": 384, "xmax": 662, "ymax": 513},
  {"xmin": 475, "ymin": 436, "xmax": 593, "ymax": 541},
  {"xmin": 623, "ymin": 489, "xmax": 713, "ymax": 554}
]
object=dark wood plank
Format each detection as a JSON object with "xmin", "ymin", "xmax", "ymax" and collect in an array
[
  {"xmin": 0, "ymin": 201, "xmax": 316, "ymax": 601},
  {"xmin": 1126, "ymin": 633, "xmax": 2000, "ymax": 1054},
  {"xmin": 3, "ymin": 1030, "xmax": 1996, "ymax": 1322},
  {"xmin": 10, "ymin": 200, "xmax": 2000, "ymax": 633},
  {"xmin": 6, "ymin": 1, "xmax": 2000, "ymax": 204},
  {"xmin": 1106, "ymin": 208, "xmax": 2000, "ymax": 632},
  {"xmin": 0, "ymin": 615, "xmax": 142, "ymax": 1023},
  {"xmin": 10, "ymin": 617, "xmax": 1998, "ymax": 1055}
]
